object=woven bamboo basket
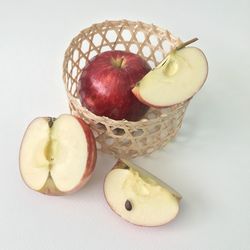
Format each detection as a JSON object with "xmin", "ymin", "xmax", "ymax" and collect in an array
[{"xmin": 63, "ymin": 20, "xmax": 190, "ymax": 158}]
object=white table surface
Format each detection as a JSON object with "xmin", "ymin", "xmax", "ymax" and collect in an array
[{"xmin": 0, "ymin": 0, "xmax": 249, "ymax": 249}]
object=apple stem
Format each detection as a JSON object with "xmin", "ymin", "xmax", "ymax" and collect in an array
[
  {"xmin": 112, "ymin": 57, "xmax": 124, "ymax": 68},
  {"xmin": 176, "ymin": 38, "xmax": 199, "ymax": 50},
  {"xmin": 118, "ymin": 58, "xmax": 124, "ymax": 68}
]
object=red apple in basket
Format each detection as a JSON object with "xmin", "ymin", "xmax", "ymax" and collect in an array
[
  {"xmin": 78, "ymin": 50, "xmax": 151, "ymax": 121},
  {"xmin": 19, "ymin": 114, "xmax": 96, "ymax": 195}
]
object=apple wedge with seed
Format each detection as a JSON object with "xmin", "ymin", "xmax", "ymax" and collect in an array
[
  {"xmin": 19, "ymin": 114, "xmax": 96, "ymax": 195},
  {"xmin": 132, "ymin": 43, "xmax": 208, "ymax": 108},
  {"xmin": 104, "ymin": 159, "xmax": 181, "ymax": 227}
]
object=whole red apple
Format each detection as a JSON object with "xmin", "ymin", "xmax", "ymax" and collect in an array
[{"xmin": 78, "ymin": 50, "xmax": 151, "ymax": 121}]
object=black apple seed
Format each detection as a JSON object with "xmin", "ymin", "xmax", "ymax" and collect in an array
[
  {"xmin": 48, "ymin": 118, "xmax": 54, "ymax": 128},
  {"xmin": 125, "ymin": 200, "xmax": 132, "ymax": 211},
  {"xmin": 48, "ymin": 117, "xmax": 56, "ymax": 128}
]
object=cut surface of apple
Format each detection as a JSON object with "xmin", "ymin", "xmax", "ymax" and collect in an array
[
  {"xmin": 104, "ymin": 159, "xmax": 181, "ymax": 226},
  {"xmin": 132, "ymin": 47, "xmax": 208, "ymax": 107},
  {"xmin": 19, "ymin": 114, "xmax": 96, "ymax": 195}
]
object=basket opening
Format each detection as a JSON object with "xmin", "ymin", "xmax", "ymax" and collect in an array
[
  {"xmin": 129, "ymin": 44, "xmax": 139, "ymax": 54},
  {"xmin": 106, "ymin": 30, "xmax": 117, "ymax": 43},
  {"xmin": 112, "ymin": 128, "xmax": 125, "ymax": 136},
  {"xmin": 149, "ymin": 35, "xmax": 158, "ymax": 46},
  {"xmin": 136, "ymin": 31, "xmax": 145, "ymax": 42},
  {"xmin": 121, "ymin": 29, "xmax": 132, "ymax": 41}
]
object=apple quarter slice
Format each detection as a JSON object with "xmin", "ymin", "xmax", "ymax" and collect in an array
[
  {"xmin": 132, "ymin": 47, "xmax": 208, "ymax": 107},
  {"xmin": 19, "ymin": 114, "xmax": 96, "ymax": 195},
  {"xmin": 104, "ymin": 159, "xmax": 181, "ymax": 227}
]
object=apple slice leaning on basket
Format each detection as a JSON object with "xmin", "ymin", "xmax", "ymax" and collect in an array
[{"xmin": 132, "ymin": 38, "xmax": 208, "ymax": 108}]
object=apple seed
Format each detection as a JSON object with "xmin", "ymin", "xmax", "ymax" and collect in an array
[
  {"xmin": 125, "ymin": 200, "xmax": 132, "ymax": 211},
  {"xmin": 48, "ymin": 117, "xmax": 56, "ymax": 128}
]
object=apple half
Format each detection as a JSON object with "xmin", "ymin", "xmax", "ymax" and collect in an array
[
  {"xmin": 132, "ymin": 46, "xmax": 208, "ymax": 107},
  {"xmin": 104, "ymin": 159, "xmax": 181, "ymax": 226},
  {"xmin": 19, "ymin": 114, "xmax": 96, "ymax": 195}
]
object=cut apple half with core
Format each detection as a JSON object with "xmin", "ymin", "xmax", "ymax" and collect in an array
[
  {"xmin": 104, "ymin": 159, "xmax": 181, "ymax": 226},
  {"xmin": 132, "ymin": 46, "xmax": 208, "ymax": 107},
  {"xmin": 19, "ymin": 114, "xmax": 96, "ymax": 195}
]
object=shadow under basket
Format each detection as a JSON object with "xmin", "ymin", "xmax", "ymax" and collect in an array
[{"xmin": 63, "ymin": 20, "xmax": 190, "ymax": 158}]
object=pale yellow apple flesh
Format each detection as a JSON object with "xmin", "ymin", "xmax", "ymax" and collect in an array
[
  {"xmin": 104, "ymin": 159, "xmax": 181, "ymax": 226},
  {"xmin": 132, "ymin": 47, "xmax": 208, "ymax": 107},
  {"xmin": 19, "ymin": 114, "xmax": 96, "ymax": 195}
]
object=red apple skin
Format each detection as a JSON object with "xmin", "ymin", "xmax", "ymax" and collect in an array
[
  {"xmin": 73, "ymin": 116, "xmax": 97, "ymax": 190},
  {"xmin": 78, "ymin": 50, "xmax": 151, "ymax": 121},
  {"xmin": 19, "ymin": 115, "xmax": 97, "ymax": 196}
]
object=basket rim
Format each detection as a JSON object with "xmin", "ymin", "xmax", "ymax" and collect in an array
[
  {"xmin": 63, "ymin": 19, "xmax": 185, "ymax": 125},
  {"xmin": 67, "ymin": 93, "xmax": 190, "ymax": 126}
]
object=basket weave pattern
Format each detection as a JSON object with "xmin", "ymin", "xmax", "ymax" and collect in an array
[{"xmin": 63, "ymin": 20, "xmax": 189, "ymax": 158}]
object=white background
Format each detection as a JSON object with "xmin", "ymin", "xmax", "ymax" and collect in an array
[{"xmin": 0, "ymin": 0, "xmax": 249, "ymax": 249}]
